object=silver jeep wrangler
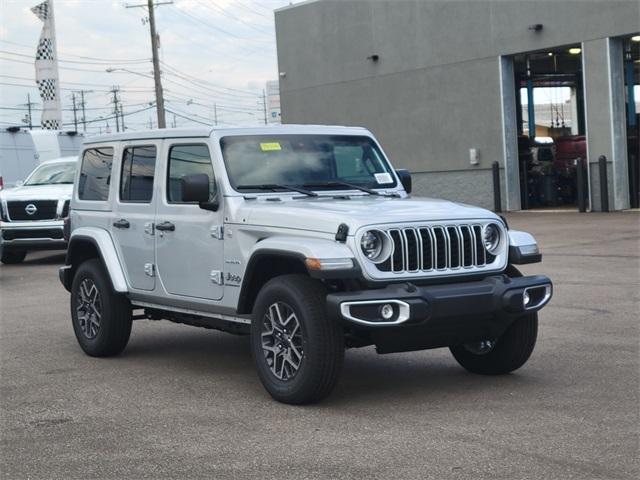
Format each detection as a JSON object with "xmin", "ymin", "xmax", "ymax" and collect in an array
[{"xmin": 59, "ymin": 125, "xmax": 552, "ymax": 404}]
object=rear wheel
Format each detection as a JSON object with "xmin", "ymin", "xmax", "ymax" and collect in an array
[
  {"xmin": 250, "ymin": 274, "xmax": 344, "ymax": 404},
  {"xmin": 1, "ymin": 250, "xmax": 26, "ymax": 264},
  {"xmin": 450, "ymin": 312, "xmax": 538, "ymax": 375},
  {"xmin": 71, "ymin": 259, "xmax": 132, "ymax": 357}
]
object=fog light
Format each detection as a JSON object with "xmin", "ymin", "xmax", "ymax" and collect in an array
[
  {"xmin": 523, "ymin": 291, "xmax": 531, "ymax": 307},
  {"xmin": 379, "ymin": 304, "xmax": 394, "ymax": 320}
]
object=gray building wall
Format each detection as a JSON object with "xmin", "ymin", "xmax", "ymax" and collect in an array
[{"xmin": 275, "ymin": 0, "xmax": 639, "ymax": 210}]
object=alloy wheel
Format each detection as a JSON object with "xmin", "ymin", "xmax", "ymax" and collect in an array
[
  {"xmin": 76, "ymin": 278, "xmax": 102, "ymax": 340},
  {"xmin": 261, "ymin": 302, "xmax": 304, "ymax": 381}
]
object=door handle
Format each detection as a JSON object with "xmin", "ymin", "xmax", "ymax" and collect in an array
[
  {"xmin": 113, "ymin": 219, "xmax": 130, "ymax": 229},
  {"xmin": 156, "ymin": 221, "xmax": 175, "ymax": 232}
]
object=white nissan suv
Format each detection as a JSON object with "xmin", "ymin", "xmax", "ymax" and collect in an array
[
  {"xmin": 0, "ymin": 156, "xmax": 76, "ymax": 264},
  {"xmin": 59, "ymin": 126, "xmax": 552, "ymax": 404}
]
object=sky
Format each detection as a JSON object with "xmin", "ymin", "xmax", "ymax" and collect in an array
[{"xmin": 0, "ymin": 0, "xmax": 299, "ymax": 132}]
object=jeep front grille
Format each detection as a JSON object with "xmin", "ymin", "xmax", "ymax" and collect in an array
[{"xmin": 377, "ymin": 225, "xmax": 495, "ymax": 274}]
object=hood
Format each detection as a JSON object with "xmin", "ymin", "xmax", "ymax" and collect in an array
[
  {"xmin": 237, "ymin": 195, "xmax": 499, "ymax": 234},
  {"xmin": 0, "ymin": 183, "xmax": 73, "ymax": 201}
]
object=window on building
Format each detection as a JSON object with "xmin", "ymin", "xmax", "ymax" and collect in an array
[
  {"xmin": 120, "ymin": 146, "xmax": 156, "ymax": 203},
  {"xmin": 78, "ymin": 147, "xmax": 114, "ymax": 201},
  {"xmin": 167, "ymin": 144, "xmax": 215, "ymax": 203}
]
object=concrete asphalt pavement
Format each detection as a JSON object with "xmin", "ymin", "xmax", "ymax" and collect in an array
[{"xmin": 1, "ymin": 212, "xmax": 638, "ymax": 479}]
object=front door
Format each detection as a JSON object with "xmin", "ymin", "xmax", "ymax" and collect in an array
[
  {"xmin": 111, "ymin": 142, "xmax": 159, "ymax": 291},
  {"xmin": 155, "ymin": 142, "xmax": 224, "ymax": 300}
]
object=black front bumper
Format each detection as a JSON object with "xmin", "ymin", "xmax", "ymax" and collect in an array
[{"xmin": 327, "ymin": 274, "xmax": 552, "ymax": 353}]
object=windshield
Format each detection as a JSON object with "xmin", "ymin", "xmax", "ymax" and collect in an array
[
  {"xmin": 220, "ymin": 135, "xmax": 397, "ymax": 192},
  {"xmin": 25, "ymin": 162, "xmax": 76, "ymax": 186}
]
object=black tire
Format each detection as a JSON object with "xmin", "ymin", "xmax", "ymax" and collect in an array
[
  {"xmin": 1, "ymin": 250, "xmax": 26, "ymax": 264},
  {"xmin": 71, "ymin": 259, "xmax": 132, "ymax": 357},
  {"xmin": 250, "ymin": 274, "xmax": 344, "ymax": 404},
  {"xmin": 450, "ymin": 312, "xmax": 538, "ymax": 375}
]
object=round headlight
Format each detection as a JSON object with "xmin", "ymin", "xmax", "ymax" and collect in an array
[
  {"xmin": 360, "ymin": 230, "xmax": 391, "ymax": 263},
  {"xmin": 482, "ymin": 223, "xmax": 501, "ymax": 254}
]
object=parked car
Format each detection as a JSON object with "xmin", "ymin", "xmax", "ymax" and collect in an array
[
  {"xmin": 59, "ymin": 126, "xmax": 552, "ymax": 404},
  {"xmin": 0, "ymin": 156, "xmax": 76, "ymax": 264},
  {"xmin": 0, "ymin": 128, "xmax": 84, "ymax": 190}
]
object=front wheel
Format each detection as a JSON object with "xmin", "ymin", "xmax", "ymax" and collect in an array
[
  {"xmin": 1, "ymin": 250, "xmax": 26, "ymax": 264},
  {"xmin": 71, "ymin": 259, "xmax": 132, "ymax": 357},
  {"xmin": 250, "ymin": 274, "xmax": 344, "ymax": 404},
  {"xmin": 450, "ymin": 313, "xmax": 538, "ymax": 375}
]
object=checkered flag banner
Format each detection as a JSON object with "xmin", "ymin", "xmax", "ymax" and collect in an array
[
  {"xmin": 31, "ymin": 0, "xmax": 62, "ymax": 130},
  {"xmin": 31, "ymin": 1, "xmax": 49, "ymax": 21}
]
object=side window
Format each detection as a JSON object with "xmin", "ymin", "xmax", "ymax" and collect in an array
[
  {"xmin": 78, "ymin": 147, "xmax": 114, "ymax": 201},
  {"xmin": 167, "ymin": 144, "xmax": 215, "ymax": 203},
  {"xmin": 120, "ymin": 145, "xmax": 156, "ymax": 203}
]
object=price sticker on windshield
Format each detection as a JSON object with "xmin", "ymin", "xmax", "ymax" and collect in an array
[
  {"xmin": 260, "ymin": 142, "xmax": 282, "ymax": 152},
  {"xmin": 374, "ymin": 172, "xmax": 393, "ymax": 184}
]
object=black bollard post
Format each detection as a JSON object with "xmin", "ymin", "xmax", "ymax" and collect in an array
[
  {"xmin": 576, "ymin": 157, "xmax": 586, "ymax": 213},
  {"xmin": 492, "ymin": 161, "xmax": 502, "ymax": 213},
  {"xmin": 631, "ymin": 153, "xmax": 639, "ymax": 209},
  {"xmin": 598, "ymin": 155, "xmax": 609, "ymax": 212}
]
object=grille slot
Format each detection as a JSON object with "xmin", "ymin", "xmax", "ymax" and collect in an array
[
  {"xmin": 61, "ymin": 200, "xmax": 70, "ymax": 218},
  {"xmin": 7, "ymin": 200, "xmax": 58, "ymax": 221},
  {"xmin": 374, "ymin": 224, "xmax": 494, "ymax": 275},
  {"xmin": 2, "ymin": 228, "xmax": 63, "ymax": 240}
]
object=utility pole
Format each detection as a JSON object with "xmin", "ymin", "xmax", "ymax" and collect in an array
[
  {"xmin": 125, "ymin": 0, "xmax": 172, "ymax": 128},
  {"xmin": 147, "ymin": 0, "xmax": 165, "ymax": 128},
  {"xmin": 78, "ymin": 90, "xmax": 92, "ymax": 133},
  {"xmin": 71, "ymin": 92, "xmax": 78, "ymax": 131},
  {"xmin": 214, "ymin": 103, "xmax": 218, "ymax": 126},
  {"xmin": 111, "ymin": 86, "xmax": 121, "ymax": 132},
  {"xmin": 261, "ymin": 89, "xmax": 267, "ymax": 125},
  {"xmin": 120, "ymin": 103, "xmax": 126, "ymax": 131},
  {"xmin": 24, "ymin": 94, "xmax": 35, "ymax": 130}
]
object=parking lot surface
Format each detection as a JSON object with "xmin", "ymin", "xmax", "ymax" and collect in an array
[{"xmin": 1, "ymin": 212, "xmax": 638, "ymax": 479}]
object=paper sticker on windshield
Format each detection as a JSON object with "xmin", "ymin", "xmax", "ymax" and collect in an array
[
  {"xmin": 260, "ymin": 142, "xmax": 281, "ymax": 152},
  {"xmin": 374, "ymin": 172, "xmax": 393, "ymax": 184}
]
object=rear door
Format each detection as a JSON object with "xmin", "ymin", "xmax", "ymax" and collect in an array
[
  {"xmin": 111, "ymin": 142, "xmax": 159, "ymax": 291},
  {"xmin": 155, "ymin": 141, "xmax": 224, "ymax": 300}
]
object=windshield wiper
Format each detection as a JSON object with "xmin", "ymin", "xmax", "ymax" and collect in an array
[
  {"xmin": 236, "ymin": 184, "xmax": 318, "ymax": 197},
  {"xmin": 303, "ymin": 181, "xmax": 397, "ymax": 197}
]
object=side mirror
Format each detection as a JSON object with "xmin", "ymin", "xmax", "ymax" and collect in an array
[
  {"xmin": 395, "ymin": 169, "xmax": 412, "ymax": 194},
  {"xmin": 181, "ymin": 173, "xmax": 219, "ymax": 211}
]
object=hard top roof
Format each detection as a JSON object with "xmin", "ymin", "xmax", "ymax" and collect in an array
[
  {"xmin": 41, "ymin": 156, "xmax": 78, "ymax": 164},
  {"xmin": 82, "ymin": 124, "xmax": 371, "ymax": 145}
]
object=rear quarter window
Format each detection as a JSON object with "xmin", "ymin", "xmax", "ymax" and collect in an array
[{"xmin": 78, "ymin": 147, "xmax": 114, "ymax": 201}]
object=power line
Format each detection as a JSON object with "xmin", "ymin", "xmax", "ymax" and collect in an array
[
  {"xmin": 160, "ymin": 61, "xmax": 260, "ymax": 97},
  {"xmin": 0, "ymin": 104, "xmax": 157, "ymax": 129},
  {"xmin": 0, "ymin": 49, "xmax": 150, "ymax": 66},
  {"xmin": 0, "ymin": 76, "xmax": 155, "ymax": 93},
  {"xmin": 0, "ymin": 39, "xmax": 151, "ymax": 63},
  {"xmin": 0, "ymin": 55, "xmax": 151, "ymax": 74},
  {"xmin": 164, "ymin": 107, "xmax": 211, "ymax": 126},
  {"xmin": 193, "ymin": 0, "xmax": 273, "ymax": 34}
]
